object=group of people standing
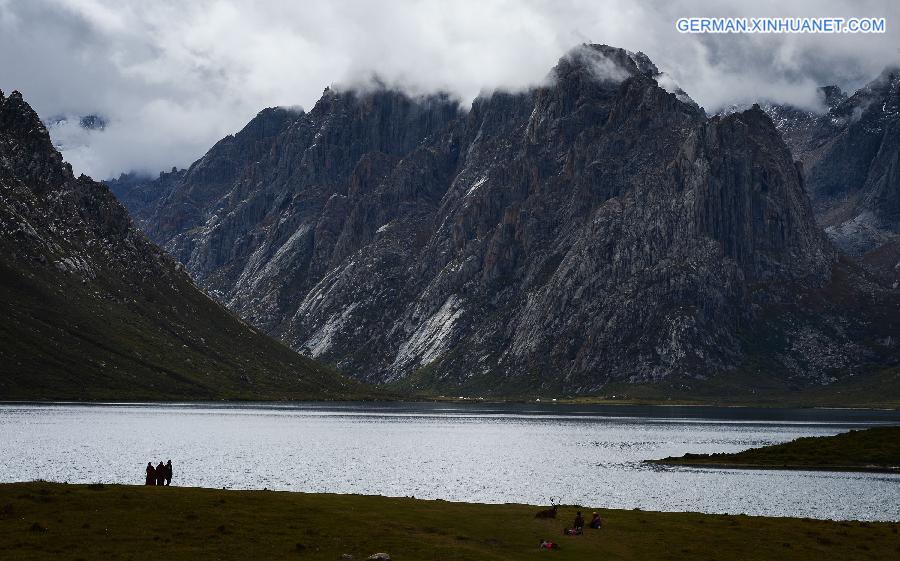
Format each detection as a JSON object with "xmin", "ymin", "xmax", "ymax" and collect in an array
[{"xmin": 145, "ymin": 460, "xmax": 173, "ymax": 486}]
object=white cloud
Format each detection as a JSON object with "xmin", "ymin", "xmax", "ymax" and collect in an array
[
  {"xmin": 1, "ymin": 0, "xmax": 898, "ymax": 179},
  {"xmin": 560, "ymin": 44, "xmax": 632, "ymax": 83}
]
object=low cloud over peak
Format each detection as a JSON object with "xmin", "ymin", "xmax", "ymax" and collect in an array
[{"xmin": 1, "ymin": 0, "xmax": 897, "ymax": 179}]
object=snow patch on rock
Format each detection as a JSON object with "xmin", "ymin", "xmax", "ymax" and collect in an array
[{"xmin": 465, "ymin": 177, "xmax": 487, "ymax": 198}]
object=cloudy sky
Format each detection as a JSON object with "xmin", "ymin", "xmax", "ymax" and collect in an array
[{"xmin": 1, "ymin": 0, "xmax": 898, "ymax": 179}]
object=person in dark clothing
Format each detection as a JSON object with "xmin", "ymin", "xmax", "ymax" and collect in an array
[
  {"xmin": 589, "ymin": 512, "xmax": 603, "ymax": 529},
  {"xmin": 573, "ymin": 511, "xmax": 585, "ymax": 530},
  {"xmin": 164, "ymin": 460, "xmax": 173, "ymax": 486},
  {"xmin": 145, "ymin": 462, "xmax": 155, "ymax": 486},
  {"xmin": 155, "ymin": 461, "xmax": 166, "ymax": 486}
]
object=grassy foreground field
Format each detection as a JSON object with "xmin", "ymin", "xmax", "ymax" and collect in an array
[
  {"xmin": 1, "ymin": 482, "xmax": 898, "ymax": 561},
  {"xmin": 650, "ymin": 426, "xmax": 900, "ymax": 473}
]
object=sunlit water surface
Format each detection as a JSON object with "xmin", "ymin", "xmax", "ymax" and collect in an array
[{"xmin": 1, "ymin": 402, "xmax": 898, "ymax": 521}]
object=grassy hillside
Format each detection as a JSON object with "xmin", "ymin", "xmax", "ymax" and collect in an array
[
  {"xmin": 650, "ymin": 426, "xmax": 900, "ymax": 472},
  {"xmin": 1, "ymin": 482, "xmax": 898, "ymax": 561},
  {"xmin": 0, "ymin": 257, "xmax": 367, "ymax": 401},
  {"xmin": 0, "ymin": 89, "xmax": 367, "ymax": 401}
]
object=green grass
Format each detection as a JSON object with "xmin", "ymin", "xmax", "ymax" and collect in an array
[
  {"xmin": 650, "ymin": 426, "xmax": 900, "ymax": 472},
  {"xmin": 1, "ymin": 482, "xmax": 897, "ymax": 561},
  {"xmin": 0, "ymin": 247, "xmax": 373, "ymax": 402}
]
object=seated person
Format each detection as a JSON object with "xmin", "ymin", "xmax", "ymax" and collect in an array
[
  {"xmin": 573, "ymin": 511, "xmax": 585, "ymax": 529},
  {"xmin": 539, "ymin": 539, "xmax": 560, "ymax": 549},
  {"xmin": 589, "ymin": 512, "xmax": 603, "ymax": 529}
]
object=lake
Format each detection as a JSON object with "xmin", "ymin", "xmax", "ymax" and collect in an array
[{"xmin": 1, "ymin": 402, "xmax": 898, "ymax": 521}]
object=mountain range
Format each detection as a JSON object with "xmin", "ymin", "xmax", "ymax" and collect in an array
[{"xmin": 104, "ymin": 44, "xmax": 900, "ymax": 402}]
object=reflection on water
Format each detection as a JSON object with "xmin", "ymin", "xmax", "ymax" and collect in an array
[{"xmin": 1, "ymin": 402, "xmax": 898, "ymax": 521}]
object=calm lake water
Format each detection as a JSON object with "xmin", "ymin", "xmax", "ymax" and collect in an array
[{"xmin": 1, "ymin": 402, "xmax": 898, "ymax": 521}]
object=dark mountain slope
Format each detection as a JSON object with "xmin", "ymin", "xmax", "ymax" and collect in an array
[
  {"xmin": 0, "ymin": 89, "xmax": 360, "ymax": 400},
  {"xmin": 113, "ymin": 45, "xmax": 900, "ymax": 397}
]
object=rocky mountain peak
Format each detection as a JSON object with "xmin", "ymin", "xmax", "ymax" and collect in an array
[
  {"xmin": 723, "ymin": 103, "xmax": 800, "ymax": 145},
  {"xmin": 550, "ymin": 44, "xmax": 653, "ymax": 87},
  {"xmin": 819, "ymin": 85, "xmax": 847, "ymax": 109},
  {"xmin": 245, "ymin": 106, "xmax": 301, "ymax": 137},
  {"xmin": 0, "ymin": 90, "xmax": 72, "ymax": 191},
  {"xmin": 549, "ymin": 44, "xmax": 701, "ymax": 116},
  {"xmin": 825, "ymin": 67, "xmax": 898, "ymax": 126},
  {"xmin": 1, "ymin": 90, "xmax": 48, "ymax": 139},
  {"xmin": 702, "ymin": 104, "xmax": 834, "ymax": 281},
  {"xmin": 302, "ymin": 86, "xmax": 461, "ymax": 156},
  {"xmin": 78, "ymin": 115, "xmax": 106, "ymax": 131},
  {"xmin": 525, "ymin": 45, "xmax": 702, "ymax": 150}
]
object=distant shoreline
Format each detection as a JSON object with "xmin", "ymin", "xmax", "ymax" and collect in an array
[
  {"xmin": 650, "ymin": 426, "xmax": 900, "ymax": 473},
  {"xmin": 647, "ymin": 461, "xmax": 900, "ymax": 474},
  {"xmin": 0, "ymin": 397, "xmax": 897, "ymax": 411}
]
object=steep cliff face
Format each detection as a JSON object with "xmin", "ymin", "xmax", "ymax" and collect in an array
[
  {"xmin": 0, "ymin": 90, "xmax": 358, "ymax": 400},
  {"xmin": 119, "ymin": 45, "xmax": 899, "ymax": 394}
]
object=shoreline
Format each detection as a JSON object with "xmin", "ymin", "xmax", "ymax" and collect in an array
[
  {"xmin": 2, "ymin": 482, "xmax": 898, "ymax": 560},
  {"xmin": 0, "ymin": 398, "xmax": 897, "ymax": 412},
  {"xmin": 648, "ymin": 426, "xmax": 900, "ymax": 475},
  {"xmin": 646, "ymin": 460, "xmax": 900, "ymax": 474}
]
